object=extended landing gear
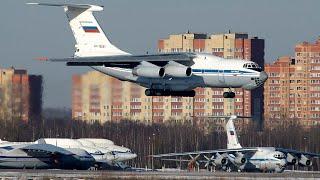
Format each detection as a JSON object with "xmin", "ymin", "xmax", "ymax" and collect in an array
[
  {"xmin": 145, "ymin": 89, "xmax": 195, "ymax": 97},
  {"xmin": 223, "ymin": 91, "xmax": 235, "ymax": 98}
]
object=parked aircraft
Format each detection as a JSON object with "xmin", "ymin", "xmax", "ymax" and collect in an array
[
  {"xmin": 28, "ymin": 3, "xmax": 268, "ymax": 98},
  {"xmin": 152, "ymin": 115, "xmax": 320, "ymax": 173},
  {"xmin": 77, "ymin": 138, "xmax": 137, "ymax": 164},
  {"xmin": 36, "ymin": 138, "xmax": 137, "ymax": 169},
  {"xmin": 0, "ymin": 143, "xmax": 95, "ymax": 169}
]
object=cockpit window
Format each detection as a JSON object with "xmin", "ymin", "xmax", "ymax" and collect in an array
[{"xmin": 243, "ymin": 63, "xmax": 262, "ymax": 72}]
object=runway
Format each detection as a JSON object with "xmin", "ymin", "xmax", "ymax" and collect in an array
[{"xmin": 0, "ymin": 169, "xmax": 319, "ymax": 179}]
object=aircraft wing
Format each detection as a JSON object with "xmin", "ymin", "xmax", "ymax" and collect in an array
[
  {"xmin": 21, "ymin": 144, "xmax": 74, "ymax": 156},
  {"xmin": 276, "ymin": 148, "xmax": 320, "ymax": 158},
  {"xmin": 151, "ymin": 147, "xmax": 258, "ymax": 158},
  {"xmin": 48, "ymin": 53, "xmax": 196, "ymax": 68}
]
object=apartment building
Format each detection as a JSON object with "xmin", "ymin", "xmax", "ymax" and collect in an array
[
  {"xmin": 73, "ymin": 71, "xmax": 194, "ymax": 123},
  {"xmin": 0, "ymin": 67, "xmax": 42, "ymax": 122},
  {"xmin": 264, "ymin": 38, "xmax": 320, "ymax": 126}
]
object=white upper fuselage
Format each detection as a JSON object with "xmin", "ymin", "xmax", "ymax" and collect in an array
[
  {"xmin": 35, "ymin": 138, "xmax": 137, "ymax": 164},
  {"xmin": 239, "ymin": 147, "xmax": 286, "ymax": 172},
  {"xmin": 92, "ymin": 53, "xmax": 267, "ymax": 91}
]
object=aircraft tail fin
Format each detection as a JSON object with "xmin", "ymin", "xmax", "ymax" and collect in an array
[
  {"xmin": 226, "ymin": 115, "xmax": 242, "ymax": 149},
  {"xmin": 28, "ymin": 3, "xmax": 129, "ymax": 57}
]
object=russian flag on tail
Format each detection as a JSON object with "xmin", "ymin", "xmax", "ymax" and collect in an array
[{"xmin": 82, "ymin": 26, "xmax": 100, "ymax": 33}]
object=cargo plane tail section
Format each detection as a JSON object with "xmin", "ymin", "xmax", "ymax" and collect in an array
[
  {"xmin": 27, "ymin": 3, "xmax": 129, "ymax": 57},
  {"xmin": 226, "ymin": 115, "xmax": 242, "ymax": 149}
]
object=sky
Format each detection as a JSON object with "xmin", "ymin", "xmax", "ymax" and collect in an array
[{"xmin": 0, "ymin": 0, "xmax": 319, "ymax": 108}]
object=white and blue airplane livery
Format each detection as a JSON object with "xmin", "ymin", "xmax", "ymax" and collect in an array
[
  {"xmin": 152, "ymin": 116, "xmax": 320, "ymax": 173},
  {"xmin": 28, "ymin": 3, "xmax": 268, "ymax": 98}
]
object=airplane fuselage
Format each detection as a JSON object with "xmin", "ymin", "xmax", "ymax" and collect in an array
[
  {"xmin": 92, "ymin": 53, "xmax": 267, "ymax": 92},
  {"xmin": 238, "ymin": 147, "xmax": 286, "ymax": 173}
]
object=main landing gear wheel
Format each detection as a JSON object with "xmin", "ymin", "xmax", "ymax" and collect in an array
[
  {"xmin": 223, "ymin": 92, "xmax": 235, "ymax": 98},
  {"xmin": 145, "ymin": 89, "xmax": 170, "ymax": 96}
]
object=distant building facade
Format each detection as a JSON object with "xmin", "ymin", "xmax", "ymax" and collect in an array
[
  {"xmin": 73, "ymin": 71, "xmax": 193, "ymax": 124},
  {"xmin": 72, "ymin": 71, "xmax": 248, "ymax": 131},
  {"xmin": 264, "ymin": 38, "xmax": 320, "ymax": 126},
  {"xmin": 0, "ymin": 67, "xmax": 42, "ymax": 122},
  {"xmin": 158, "ymin": 32, "xmax": 265, "ymax": 124}
]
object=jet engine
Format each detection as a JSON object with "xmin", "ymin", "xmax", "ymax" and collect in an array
[
  {"xmin": 286, "ymin": 153, "xmax": 297, "ymax": 165},
  {"xmin": 132, "ymin": 61, "xmax": 165, "ymax": 78},
  {"xmin": 234, "ymin": 152, "xmax": 247, "ymax": 165},
  {"xmin": 214, "ymin": 153, "xmax": 229, "ymax": 166},
  {"xmin": 299, "ymin": 154, "xmax": 312, "ymax": 166},
  {"xmin": 164, "ymin": 61, "xmax": 192, "ymax": 77}
]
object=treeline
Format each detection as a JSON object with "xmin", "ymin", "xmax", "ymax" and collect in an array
[{"xmin": 0, "ymin": 118, "xmax": 319, "ymax": 170}]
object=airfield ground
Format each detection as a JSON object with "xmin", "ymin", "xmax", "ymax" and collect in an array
[{"xmin": 0, "ymin": 169, "xmax": 319, "ymax": 179}]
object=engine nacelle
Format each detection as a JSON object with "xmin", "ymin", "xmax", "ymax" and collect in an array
[
  {"xmin": 132, "ymin": 61, "xmax": 165, "ymax": 78},
  {"xmin": 214, "ymin": 153, "xmax": 229, "ymax": 166},
  {"xmin": 234, "ymin": 153, "xmax": 247, "ymax": 165},
  {"xmin": 164, "ymin": 61, "xmax": 192, "ymax": 77},
  {"xmin": 299, "ymin": 154, "xmax": 312, "ymax": 166},
  {"xmin": 286, "ymin": 153, "xmax": 297, "ymax": 165}
]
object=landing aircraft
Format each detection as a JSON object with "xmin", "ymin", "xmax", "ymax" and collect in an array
[
  {"xmin": 0, "ymin": 143, "xmax": 95, "ymax": 169},
  {"xmin": 28, "ymin": 3, "xmax": 268, "ymax": 98},
  {"xmin": 152, "ymin": 116, "xmax": 320, "ymax": 173}
]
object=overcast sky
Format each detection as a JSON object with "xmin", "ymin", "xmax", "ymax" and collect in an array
[{"xmin": 0, "ymin": 0, "xmax": 319, "ymax": 108}]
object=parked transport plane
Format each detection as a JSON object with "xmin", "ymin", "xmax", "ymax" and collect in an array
[
  {"xmin": 28, "ymin": 3, "xmax": 268, "ymax": 98},
  {"xmin": 0, "ymin": 143, "xmax": 94, "ymax": 169},
  {"xmin": 0, "ymin": 138, "xmax": 136, "ymax": 170},
  {"xmin": 36, "ymin": 138, "xmax": 137, "ymax": 169},
  {"xmin": 152, "ymin": 116, "xmax": 320, "ymax": 173}
]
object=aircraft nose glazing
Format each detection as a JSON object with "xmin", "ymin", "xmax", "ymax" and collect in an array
[
  {"xmin": 280, "ymin": 159, "xmax": 287, "ymax": 167},
  {"xmin": 132, "ymin": 153, "xmax": 137, "ymax": 159},
  {"xmin": 253, "ymin": 71, "xmax": 268, "ymax": 87},
  {"xmin": 126, "ymin": 153, "xmax": 137, "ymax": 159},
  {"xmin": 260, "ymin": 71, "xmax": 268, "ymax": 82}
]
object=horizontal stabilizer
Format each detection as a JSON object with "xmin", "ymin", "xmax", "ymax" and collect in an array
[{"xmin": 27, "ymin": 3, "xmax": 103, "ymax": 11}]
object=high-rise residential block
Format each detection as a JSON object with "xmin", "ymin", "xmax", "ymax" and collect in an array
[
  {"xmin": 0, "ymin": 67, "xmax": 42, "ymax": 122},
  {"xmin": 72, "ymin": 71, "xmax": 196, "ymax": 123},
  {"xmin": 264, "ymin": 38, "xmax": 320, "ymax": 126}
]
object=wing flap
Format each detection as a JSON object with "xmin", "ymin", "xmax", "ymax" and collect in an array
[{"xmin": 27, "ymin": 3, "xmax": 100, "ymax": 10}]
